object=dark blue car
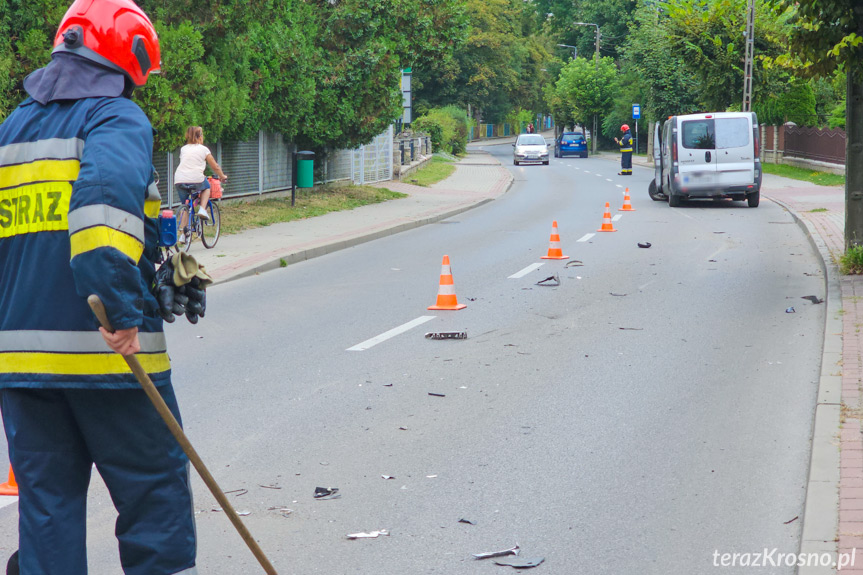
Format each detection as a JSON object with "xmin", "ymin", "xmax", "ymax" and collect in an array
[{"xmin": 554, "ymin": 132, "xmax": 588, "ymax": 158}]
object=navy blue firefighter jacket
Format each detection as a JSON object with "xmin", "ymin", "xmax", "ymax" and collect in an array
[{"xmin": 0, "ymin": 56, "xmax": 169, "ymax": 389}]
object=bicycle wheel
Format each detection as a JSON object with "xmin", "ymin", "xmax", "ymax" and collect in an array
[
  {"xmin": 201, "ymin": 202, "xmax": 221, "ymax": 248},
  {"xmin": 176, "ymin": 205, "xmax": 193, "ymax": 253}
]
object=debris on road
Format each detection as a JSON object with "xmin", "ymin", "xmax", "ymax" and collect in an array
[
  {"xmin": 494, "ymin": 556, "xmax": 545, "ymax": 568},
  {"xmin": 610, "ymin": 293, "xmax": 627, "ymax": 297},
  {"xmin": 267, "ymin": 506, "xmax": 293, "ymax": 517},
  {"xmin": 801, "ymin": 295, "xmax": 824, "ymax": 304},
  {"xmin": 224, "ymin": 488, "xmax": 248, "ymax": 497},
  {"xmin": 458, "ymin": 518, "xmax": 476, "ymax": 525},
  {"xmin": 382, "ymin": 475, "xmax": 395, "ymax": 480},
  {"xmin": 237, "ymin": 510, "xmax": 251, "ymax": 516},
  {"xmin": 314, "ymin": 487, "xmax": 341, "ymax": 500},
  {"xmin": 428, "ymin": 392, "xmax": 446, "ymax": 397},
  {"xmin": 619, "ymin": 327, "xmax": 643, "ymax": 331},
  {"xmin": 536, "ymin": 274, "xmax": 560, "ymax": 286},
  {"xmin": 784, "ymin": 515, "xmax": 799, "ymax": 525},
  {"xmin": 346, "ymin": 530, "xmax": 389, "ymax": 539},
  {"xmin": 259, "ymin": 484, "xmax": 282, "ymax": 490},
  {"xmin": 425, "ymin": 331, "xmax": 468, "ymax": 340},
  {"xmin": 564, "ymin": 260, "xmax": 583, "ymax": 268},
  {"xmin": 637, "ymin": 242, "xmax": 651, "ymax": 248},
  {"xmin": 786, "ymin": 307, "xmax": 796, "ymax": 313},
  {"xmin": 473, "ymin": 545, "xmax": 520, "ymax": 560}
]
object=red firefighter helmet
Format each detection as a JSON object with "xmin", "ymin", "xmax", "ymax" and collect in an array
[
  {"xmin": 52, "ymin": 0, "xmax": 160, "ymax": 87},
  {"xmin": 621, "ymin": 124, "xmax": 630, "ymax": 132}
]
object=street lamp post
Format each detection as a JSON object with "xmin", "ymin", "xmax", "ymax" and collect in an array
[
  {"xmin": 574, "ymin": 22, "xmax": 600, "ymax": 154},
  {"xmin": 556, "ymin": 44, "xmax": 577, "ymax": 60}
]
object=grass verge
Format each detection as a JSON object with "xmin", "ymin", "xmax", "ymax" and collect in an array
[
  {"xmin": 218, "ymin": 184, "xmax": 407, "ymax": 235},
  {"xmin": 762, "ymin": 162, "xmax": 845, "ymax": 187},
  {"xmin": 403, "ymin": 156, "xmax": 456, "ymax": 187}
]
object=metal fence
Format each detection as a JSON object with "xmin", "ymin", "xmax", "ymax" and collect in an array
[{"xmin": 156, "ymin": 126, "xmax": 394, "ymax": 206}]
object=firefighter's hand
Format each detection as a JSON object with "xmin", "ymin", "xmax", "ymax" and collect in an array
[{"xmin": 100, "ymin": 327, "xmax": 141, "ymax": 356}]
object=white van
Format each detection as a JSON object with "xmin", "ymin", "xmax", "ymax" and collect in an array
[{"xmin": 649, "ymin": 112, "xmax": 762, "ymax": 207}]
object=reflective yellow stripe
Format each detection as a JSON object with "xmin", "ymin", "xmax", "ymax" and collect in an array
[
  {"xmin": 0, "ymin": 352, "xmax": 170, "ymax": 375},
  {"xmin": 69, "ymin": 225, "xmax": 144, "ymax": 262},
  {"xmin": 145, "ymin": 199, "xmax": 160, "ymax": 218},
  {"xmin": 0, "ymin": 183, "xmax": 72, "ymax": 238},
  {"xmin": 0, "ymin": 159, "xmax": 80, "ymax": 188}
]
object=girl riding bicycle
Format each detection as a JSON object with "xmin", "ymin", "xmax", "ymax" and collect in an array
[{"xmin": 174, "ymin": 126, "xmax": 227, "ymax": 244}]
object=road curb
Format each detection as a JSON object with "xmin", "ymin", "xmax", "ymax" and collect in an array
[
  {"xmin": 212, "ymin": 170, "xmax": 515, "ymax": 286},
  {"xmin": 768, "ymin": 195, "xmax": 842, "ymax": 573}
]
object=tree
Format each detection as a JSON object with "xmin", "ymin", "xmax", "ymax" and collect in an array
[
  {"xmin": 414, "ymin": 0, "xmax": 549, "ymax": 124},
  {"xmin": 772, "ymin": 0, "xmax": 863, "ymax": 247},
  {"xmin": 551, "ymin": 56, "xmax": 617, "ymax": 145}
]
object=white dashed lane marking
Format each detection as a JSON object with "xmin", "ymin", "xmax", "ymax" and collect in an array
[
  {"xmin": 509, "ymin": 262, "xmax": 544, "ymax": 279},
  {"xmin": 612, "ymin": 214, "xmax": 622, "ymax": 222},
  {"xmin": 347, "ymin": 316, "xmax": 436, "ymax": 351},
  {"xmin": 577, "ymin": 233, "xmax": 595, "ymax": 242}
]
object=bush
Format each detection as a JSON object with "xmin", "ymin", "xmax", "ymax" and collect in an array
[{"xmin": 413, "ymin": 106, "xmax": 473, "ymax": 155}]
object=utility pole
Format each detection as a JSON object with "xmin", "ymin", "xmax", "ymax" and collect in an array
[
  {"xmin": 574, "ymin": 22, "xmax": 600, "ymax": 154},
  {"xmin": 742, "ymin": 0, "xmax": 755, "ymax": 111}
]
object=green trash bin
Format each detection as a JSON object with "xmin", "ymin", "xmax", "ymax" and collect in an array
[{"xmin": 296, "ymin": 151, "xmax": 315, "ymax": 188}]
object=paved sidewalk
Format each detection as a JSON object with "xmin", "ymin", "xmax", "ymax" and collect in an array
[{"xmin": 191, "ymin": 150, "xmax": 513, "ymax": 284}]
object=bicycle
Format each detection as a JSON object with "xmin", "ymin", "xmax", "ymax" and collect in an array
[{"xmin": 175, "ymin": 181, "xmax": 221, "ymax": 252}]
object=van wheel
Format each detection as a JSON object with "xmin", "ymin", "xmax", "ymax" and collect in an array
[
  {"xmin": 747, "ymin": 191, "xmax": 760, "ymax": 207},
  {"xmin": 648, "ymin": 180, "xmax": 666, "ymax": 201},
  {"xmin": 668, "ymin": 193, "xmax": 681, "ymax": 207},
  {"xmin": 513, "ymin": 160, "xmax": 519, "ymax": 166}
]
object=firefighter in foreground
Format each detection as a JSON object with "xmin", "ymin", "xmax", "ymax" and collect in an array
[
  {"xmin": 614, "ymin": 124, "xmax": 634, "ymax": 176},
  {"xmin": 0, "ymin": 1, "xmax": 206, "ymax": 573}
]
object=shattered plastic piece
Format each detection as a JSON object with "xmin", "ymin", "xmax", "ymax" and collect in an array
[
  {"xmin": 428, "ymin": 392, "xmax": 446, "ymax": 397},
  {"xmin": 637, "ymin": 242, "xmax": 651, "ymax": 248},
  {"xmin": 426, "ymin": 475, "xmax": 437, "ymax": 478},
  {"xmin": 382, "ymin": 475, "xmax": 396, "ymax": 480},
  {"xmin": 399, "ymin": 426, "xmax": 408, "ymax": 430},
  {"xmin": 237, "ymin": 510, "xmax": 251, "ymax": 516},
  {"xmin": 314, "ymin": 487, "xmax": 341, "ymax": 500},
  {"xmin": 786, "ymin": 307, "xmax": 796, "ymax": 313},
  {"xmin": 425, "ymin": 331, "xmax": 468, "ymax": 340},
  {"xmin": 211, "ymin": 507, "xmax": 222, "ymax": 512},
  {"xmin": 224, "ymin": 488, "xmax": 248, "ymax": 497},
  {"xmin": 610, "ymin": 293, "xmax": 627, "ymax": 297},
  {"xmin": 784, "ymin": 515, "xmax": 799, "ymax": 525},
  {"xmin": 459, "ymin": 518, "xmax": 476, "ymax": 525},
  {"xmin": 259, "ymin": 484, "xmax": 282, "ymax": 490},
  {"xmin": 619, "ymin": 327, "xmax": 643, "ymax": 331},
  {"xmin": 535, "ymin": 274, "xmax": 560, "ymax": 286},
  {"xmin": 494, "ymin": 556, "xmax": 545, "ymax": 568},
  {"xmin": 564, "ymin": 260, "xmax": 583, "ymax": 268},
  {"xmin": 801, "ymin": 295, "xmax": 823, "ymax": 304},
  {"xmin": 346, "ymin": 530, "xmax": 389, "ymax": 539},
  {"xmin": 473, "ymin": 545, "xmax": 520, "ymax": 560}
]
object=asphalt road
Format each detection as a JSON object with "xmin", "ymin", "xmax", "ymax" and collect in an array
[{"xmin": 0, "ymin": 144, "xmax": 826, "ymax": 574}]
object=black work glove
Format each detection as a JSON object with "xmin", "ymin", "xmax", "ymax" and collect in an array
[
  {"xmin": 153, "ymin": 259, "xmax": 177, "ymax": 323},
  {"xmin": 183, "ymin": 277, "xmax": 207, "ymax": 318}
]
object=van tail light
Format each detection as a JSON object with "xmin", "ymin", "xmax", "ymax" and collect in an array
[
  {"xmin": 672, "ymin": 140, "xmax": 678, "ymax": 163},
  {"xmin": 753, "ymin": 128, "xmax": 760, "ymax": 158}
]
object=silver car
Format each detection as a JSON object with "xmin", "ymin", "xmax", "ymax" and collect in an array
[{"xmin": 513, "ymin": 134, "xmax": 549, "ymax": 166}]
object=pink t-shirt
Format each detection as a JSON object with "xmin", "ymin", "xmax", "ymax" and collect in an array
[{"xmin": 174, "ymin": 143, "xmax": 211, "ymax": 184}]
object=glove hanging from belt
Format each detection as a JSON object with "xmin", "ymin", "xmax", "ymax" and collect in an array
[{"xmin": 153, "ymin": 252, "xmax": 213, "ymax": 324}]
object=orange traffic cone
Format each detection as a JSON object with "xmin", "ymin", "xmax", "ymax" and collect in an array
[
  {"xmin": 428, "ymin": 255, "xmax": 467, "ymax": 310},
  {"xmin": 0, "ymin": 466, "xmax": 18, "ymax": 496},
  {"xmin": 597, "ymin": 202, "xmax": 617, "ymax": 232},
  {"xmin": 619, "ymin": 188, "xmax": 635, "ymax": 211},
  {"xmin": 541, "ymin": 220, "xmax": 569, "ymax": 260}
]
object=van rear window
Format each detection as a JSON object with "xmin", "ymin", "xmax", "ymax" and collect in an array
[
  {"xmin": 682, "ymin": 120, "xmax": 715, "ymax": 149},
  {"xmin": 715, "ymin": 118, "xmax": 750, "ymax": 149}
]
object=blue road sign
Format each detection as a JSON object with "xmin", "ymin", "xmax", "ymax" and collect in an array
[{"xmin": 632, "ymin": 104, "xmax": 641, "ymax": 120}]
